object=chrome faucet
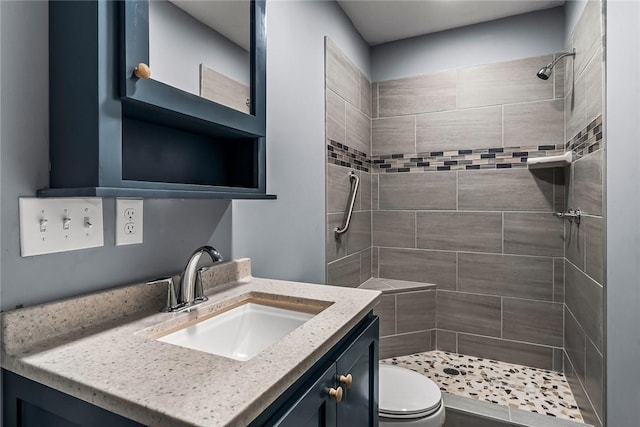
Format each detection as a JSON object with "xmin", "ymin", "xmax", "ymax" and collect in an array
[
  {"xmin": 179, "ymin": 245, "xmax": 223, "ymax": 306},
  {"xmin": 148, "ymin": 245, "xmax": 223, "ymax": 312}
]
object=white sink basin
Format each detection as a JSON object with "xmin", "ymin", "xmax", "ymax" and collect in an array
[{"xmin": 157, "ymin": 302, "xmax": 317, "ymax": 361}]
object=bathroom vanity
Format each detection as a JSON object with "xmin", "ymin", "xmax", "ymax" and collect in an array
[{"xmin": 1, "ymin": 259, "xmax": 380, "ymax": 426}]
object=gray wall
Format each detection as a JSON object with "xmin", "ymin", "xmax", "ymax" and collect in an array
[
  {"xmin": 606, "ymin": 2, "xmax": 640, "ymax": 426},
  {"xmin": 149, "ymin": 0, "xmax": 250, "ymax": 95},
  {"xmin": 370, "ymin": 7, "xmax": 565, "ymax": 82},
  {"xmin": 0, "ymin": 1, "xmax": 232, "ymax": 311},
  {"xmin": 231, "ymin": 0, "xmax": 370, "ymax": 285}
]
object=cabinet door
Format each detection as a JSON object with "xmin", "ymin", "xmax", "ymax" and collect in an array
[
  {"xmin": 335, "ymin": 317, "xmax": 379, "ymax": 427},
  {"xmin": 272, "ymin": 364, "xmax": 338, "ymax": 427}
]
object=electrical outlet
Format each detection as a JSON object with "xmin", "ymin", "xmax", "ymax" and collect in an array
[{"xmin": 116, "ymin": 199, "xmax": 143, "ymax": 245}]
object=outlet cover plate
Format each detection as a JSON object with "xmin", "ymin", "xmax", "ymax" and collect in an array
[
  {"xmin": 19, "ymin": 197, "xmax": 104, "ymax": 257},
  {"xmin": 116, "ymin": 199, "xmax": 143, "ymax": 246}
]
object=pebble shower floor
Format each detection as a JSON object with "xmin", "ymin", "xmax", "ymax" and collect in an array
[{"xmin": 381, "ymin": 350, "xmax": 583, "ymax": 423}]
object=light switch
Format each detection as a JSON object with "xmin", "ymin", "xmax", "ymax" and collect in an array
[{"xmin": 19, "ymin": 198, "xmax": 104, "ymax": 257}]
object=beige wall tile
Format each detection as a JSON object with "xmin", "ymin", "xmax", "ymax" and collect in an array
[
  {"xmin": 327, "ymin": 163, "xmax": 353, "ymax": 213},
  {"xmin": 436, "ymin": 290, "xmax": 501, "ymax": 337},
  {"xmin": 504, "ymin": 99, "xmax": 564, "ymax": 147},
  {"xmin": 372, "ymin": 211, "xmax": 416, "ymax": 248},
  {"xmin": 416, "ymin": 212, "xmax": 502, "ymax": 253},
  {"xmin": 457, "ymin": 56, "xmax": 554, "ymax": 108},
  {"xmin": 372, "ymin": 116, "xmax": 415, "ymax": 155},
  {"xmin": 375, "ymin": 294, "xmax": 396, "ymax": 337},
  {"xmin": 457, "ymin": 333, "xmax": 553, "ymax": 370},
  {"xmin": 326, "ymin": 90, "xmax": 345, "ymax": 144},
  {"xmin": 585, "ymin": 216, "xmax": 604, "ymax": 285},
  {"xmin": 379, "ymin": 172, "xmax": 457, "ymax": 210},
  {"xmin": 378, "ymin": 70, "xmax": 456, "ymax": 116},
  {"xmin": 360, "ymin": 72, "xmax": 371, "ymax": 117},
  {"xmin": 397, "ymin": 290, "xmax": 435, "ymax": 333},
  {"xmin": 416, "ymin": 106, "xmax": 502, "ymax": 152},
  {"xmin": 565, "ymin": 260, "xmax": 603, "ymax": 351},
  {"xmin": 327, "ymin": 252, "xmax": 361, "ymax": 288},
  {"xmin": 458, "ymin": 169, "xmax": 554, "ymax": 212},
  {"xmin": 436, "ymin": 330, "xmax": 457, "ymax": 353},
  {"xmin": 565, "ymin": 306, "xmax": 586, "ymax": 380},
  {"xmin": 503, "ymin": 212, "xmax": 565, "ymax": 257},
  {"xmin": 458, "ymin": 252, "xmax": 554, "ymax": 301},
  {"xmin": 572, "ymin": 150, "xmax": 603, "ymax": 216},
  {"xmin": 502, "ymin": 298, "xmax": 563, "ymax": 347},
  {"xmin": 327, "ymin": 213, "xmax": 347, "ymax": 263},
  {"xmin": 346, "ymin": 103, "xmax": 370, "ymax": 154},
  {"xmin": 325, "ymin": 38, "xmax": 360, "ymax": 107},
  {"xmin": 379, "ymin": 248, "xmax": 456, "ymax": 290},
  {"xmin": 379, "ymin": 331, "xmax": 431, "ymax": 359},
  {"xmin": 347, "ymin": 211, "xmax": 371, "ymax": 254}
]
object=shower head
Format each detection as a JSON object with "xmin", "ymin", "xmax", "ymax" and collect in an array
[
  {"xmin": 537, "ymin": 66, "xmax": 552, "ymax": 80},
  {"xmin": 536, "ymin": 50, "xmax": 576, "ymax": 80}
]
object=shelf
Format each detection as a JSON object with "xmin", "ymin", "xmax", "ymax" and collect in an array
[
  {"xmin": 527, "ymin": 151, "xmax": 573, "ymax": 169},
  {"xmin": 37, "ymin": 187, "xmax": 277, "ymax": 200}
]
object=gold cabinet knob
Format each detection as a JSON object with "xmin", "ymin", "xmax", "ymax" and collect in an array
[
  {"xmin": 339, "ymin": 374, "xmax": 353, "ymax": 389},
  {"xmin": 328, "ymin": 386, "xmax": 343, "ymax": 403},
  {"xmin": 134, "ymin": 63, "xmax": 151, "ymax": 79}
]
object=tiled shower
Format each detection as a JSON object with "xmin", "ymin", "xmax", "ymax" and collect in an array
[{"xmin": 324, "ymin": 1, "xmax": 605, "ymax": 426}]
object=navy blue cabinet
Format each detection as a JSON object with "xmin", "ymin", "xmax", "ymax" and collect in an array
[
  {"xmin": 258, "ymin": 314, "xmax": 379, "ymax": 427},
  {"xmin": 41, "ymin": 0, "xmax": 274, "ymax": 199}
]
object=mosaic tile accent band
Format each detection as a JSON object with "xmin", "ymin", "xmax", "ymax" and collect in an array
[
  {"xmin": 567, "ymin": 114, "xmax": 603, "ymax": 157},
  {"xmin": 327, "ymin": 114, "xmax": 603, "ymax": 174},
  {"xmin": 369, "ymin": 144, "xmax": 565, "ymax": 173},
  {"xmin": 327, "ymin": 140, "xmax": 371, "ymax": 172},
  {"xmin": 382, "ymin": 350, "xmax": 584, "ymax": 423}
]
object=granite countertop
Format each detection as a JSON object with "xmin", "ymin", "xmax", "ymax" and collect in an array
[{"xmin": 1, "ymin": 259, "xmax": 381, "ymax": 426}]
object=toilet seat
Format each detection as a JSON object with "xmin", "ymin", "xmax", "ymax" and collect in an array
[{"xmin": 379, "ymin": 364, "xmax": 443, "ymax": 419}]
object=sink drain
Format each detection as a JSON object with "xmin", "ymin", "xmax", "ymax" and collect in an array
[{"xmin": 443, "ymin": 368, "xmax": 460, "ymax": 376}]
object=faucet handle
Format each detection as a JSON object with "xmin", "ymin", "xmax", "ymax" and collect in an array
[
  {"xmin": 147, "ymin": 277, "xmax": 179, "ymax": 312},
  {"xmin": 194, "ymin": 269, "xmax": 209, "ymax": 303}
]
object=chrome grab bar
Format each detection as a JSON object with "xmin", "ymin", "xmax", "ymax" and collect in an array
[{"xmin": 335, "ymin": 171, "xmax": 360, "ymax": 236}]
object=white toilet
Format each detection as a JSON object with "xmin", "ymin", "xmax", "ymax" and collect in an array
[{"xmin": 379, "ymin": 364, "xmax": 446, "ymax": 426}]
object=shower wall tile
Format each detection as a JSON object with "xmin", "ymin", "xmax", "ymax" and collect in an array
[
  {"xmin": 326, "ymin": 213, "xmax": 347, "ymax": 263},
  {"xmin": 456, "ymin": 56, "xmax": 554, "ymax": 108},
  {"xmin": 565, "ymin": 221, "xmax": 585, "ymax": 270},
  {"xmin": 416, "ymin": 212, "xmax": 502, "ymax": 253},
  {"xmin": 585, "ymin": 338, "xmax": 604, "ymax": 422},
  {"xmin": 564, "ymin": 353, "xmax": 602, "ymax": 427},
  {"xmin": 571, "ymin": 0, "xmax": 603, "ymax": 79},
  {"xmin": 327, "ymin": 252, "xmax": 361, "ymax": 288},
  {"xmin": 503, "ymin": 99, "xmax": 564, "ymax": 147},
  {"xmin": 458, "ymin": 169, "xmax": 554, "ymax": 212},
  {"xmin": 554, "ymin": 58, "xmax": 565, "ymax": 99},
  {"xmin": 372, "ymin": 211, "xmax": 416, "ymax": 248},
  {"xmin": 371, "ymin": 82, "xmax": 378, "ymax": 119},
  {"xmin": 346, "ymin": 103, "xmax": 371, "ymax": 155},
  {"xmin": 359, "ymin": 171, "xmax": 372, "ymax": 211},
  {"xmin": 378, "ymin": 248, "xmax": 456, "ymax": 290},
  {"xmin": 585, "ymin": 216, "xmax": 604, "ymax": 285},
  {"xmin": 327, "ymin": 163, "xmax": 353, "ymax": 213},
  {"xmin": 502, "ymin": 298, "xmax": 563, "ymax": 347},
  {"xmin": 379, "ymin": 172, "xmax": 457, "ymax": 210},
  {"xmin": 565, "ymin": 83, "xmax": 586, "ymax": 141},
  {"xmin": 372, "ymin": 247, "xmax": 379, "ymax": 278},
  {"xmin": 565, "ymin": 261, "xmax": 603, "ymax": 351},
  {"xmin": 572, "ymin": 150, "xmax": 603, "ymax": 216},
  {"xmin": 371, "ymin": 174, "xmax": 379, "ymax": 210},
  {"xmin": 326, "ymin": 89, "xmax": 346, "ymax": 144},
  {"xmin": 377, "ymin": 70, "xmax": 457, "ymax": 116},
  {"xmin": 584, "ymin": 52, "xmax": 604, "ymax": 123},
  {"xmin": 553, "ymin": 258, "xmax": 565, "ymax": 302},
  {"xmin": 436, "ymin": 330, "xmax": 457, "ymax": 353},
  {"xmin": 503, "ymin": 212, "xmax": 564, "ymax": 257},
  {"xmin": 458, "ymin": 333, "xmax": 554, "ymax": 370},
  {"xmin": 436, "ymin": 291, "xmax": 502, "ymax": 337},
  {"xmin": 325, "ymin": 38, "xmax": 360, "ymax": 107},
  {"xmin": 379, "ymin": 331, "xmax": 431, "ymax": 360},
  {"xmin": 565, "ymin": 307, "xmax": 585, "ymax": 379},
  {"xmin": 360, "ymin": 247, "xmax": 372, "ymax": 284},
  {"xmin": 375, "ymin": 294, "xmax": 396, "ymax": 337},
  {"xmin": 554, "ymin": 168, "xmax": 566, "ymax": 213},
  {"xmin": 359, "ymin": 71, "xmax": 371, "ymax": 117},
  {"xmin": 458, "ymin": 252, "xmax": 554, "ymax": 301},
  {"xmin": 347, "ymin": 211, "xmax": 371, "ymax": 254},
  {"xmin": 552, "ymin": 348, "xmax": 564, "ymax": 372},
  {"xmin": 397, "ymin": 290, "xmax": 436, "ymax": 333},
  {"xmin": 415, "ymin": 106, "xmax": 502, "ymax": 153},
  {"xmin": 372, "ymin": 116, "xmax": 415, "ymax": 155}
]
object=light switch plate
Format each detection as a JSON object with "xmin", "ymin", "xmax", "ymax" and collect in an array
[
  {"xmin": 19, "ymin": 197, "xmax": 104, "ymax": 257},
  {"xmin": 115, "ymin": 199, "xmax": 143, "ymax": 246}
]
